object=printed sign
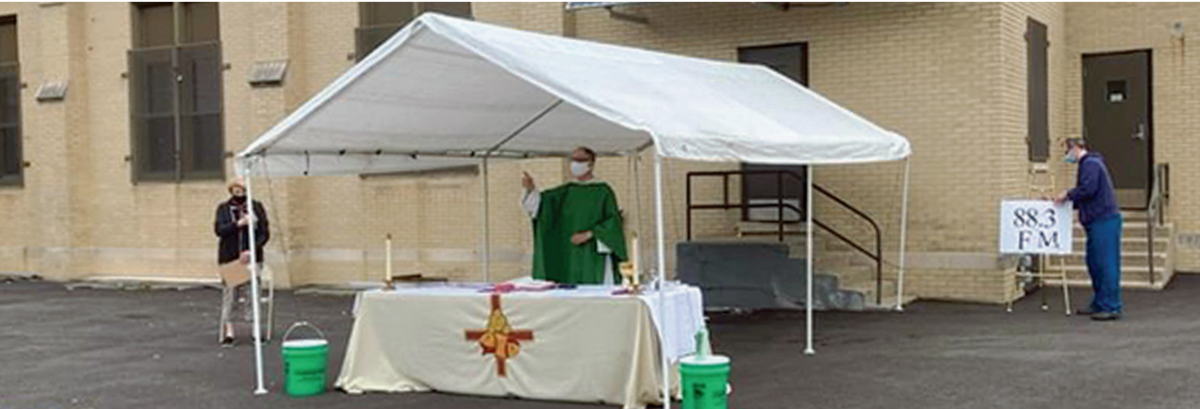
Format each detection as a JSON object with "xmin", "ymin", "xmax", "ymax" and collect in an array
[
  {"xmin": 999, "ymin": 200, "xmax": 1073, "ymax": 255},
  {"xmin": 1178, "ymin": 234, "xmax": 1200, "ymax": 251}
]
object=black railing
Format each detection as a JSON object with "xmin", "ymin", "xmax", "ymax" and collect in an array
[{"xmin": 686, "ymin": 169, "xmax": 886, "ymax": 304}]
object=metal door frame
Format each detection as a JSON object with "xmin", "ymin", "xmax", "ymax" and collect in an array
[{"xmin": 1082, "ymin": 49, "xmax": 1154, "ymax": 210}]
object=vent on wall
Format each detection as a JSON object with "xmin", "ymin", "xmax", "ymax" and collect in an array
[
  {"xmin": 248, "ymin": 60, "xmax": 288, "ymax": 87},
  {"xmin": 35, "ymin": 81, "xmax": 68, "ymax": 102}
]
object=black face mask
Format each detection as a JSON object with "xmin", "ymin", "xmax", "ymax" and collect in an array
[{"xmin": 231, "ymin": 194, "xmax": 246, "ymax": 204}]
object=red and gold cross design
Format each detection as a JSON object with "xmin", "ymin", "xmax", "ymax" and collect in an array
[{"xmin": 465, "ymin": 294, "xmax": 534, "ymax": 377}]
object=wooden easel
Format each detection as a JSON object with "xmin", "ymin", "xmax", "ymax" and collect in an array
[{"xmin": 1006, "ymin": 163, "xmax": 1072, "ymax": 315}]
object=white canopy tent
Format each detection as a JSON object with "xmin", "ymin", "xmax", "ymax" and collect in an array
[{"xmin": 237, "ymin": 13, "xmax": 912, "ymax": 402}]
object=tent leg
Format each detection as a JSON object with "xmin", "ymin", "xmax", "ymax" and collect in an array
[
  {"xmin": 243, "ymin": 159, "xmax": 268, "ymax": 395},
  {"xmin": 266, "ymin": 264, "xmax": 275, "ymax": 342},
  {"xmin": 631, "ymin": 155, "xmax": 645, "ymax": 275},
  {"xmin": 653, "ymin": 152, "xmax": 670, "ymax": 408},
  {"xmin": 896, "ymin": 158, "xmax": 911, "ymax": 312},
  {"xmin": 805, "ymin": 166, "xmax": 815, "ymax": 356},
  {"xmin": 482, "ymin": 157, "xmax": 491, "ymax": 282}
]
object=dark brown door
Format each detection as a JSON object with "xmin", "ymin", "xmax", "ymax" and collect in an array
[
  {"xmin": 738, "ymin": 43, "xmax": 808, "ymax": 222},
  {"xmin": 1082, "ymin": 51, "xmax": 1152, "ymax": 209}
]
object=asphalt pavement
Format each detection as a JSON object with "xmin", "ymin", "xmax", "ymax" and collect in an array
[{"xmin": 2, "ymin": 275, "xmax": 1198, "ymax": 409}]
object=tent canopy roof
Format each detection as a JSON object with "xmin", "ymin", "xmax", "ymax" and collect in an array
[{"xmin": 238, "ymin": 13, "xmax": 910, "ymax": 176}]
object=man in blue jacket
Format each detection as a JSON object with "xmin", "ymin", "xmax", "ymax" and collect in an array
[{"xmin": 1055, "ymin": 138, "xmax": 1122, "ymax": 321}]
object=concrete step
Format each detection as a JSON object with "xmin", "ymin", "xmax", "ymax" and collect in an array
[
  {"xmin": 837, "ymin": 274, "xmax": 915, "ymax": 310},
  {"xmin": 1043, "ymin": 276, "xmax": 1170, "ymax": 291},
  {"xmin": 841, "ymin": 274, "xmax": 892, "ymax": 301},
  {"xmin": 1050, "ymin": 264, "xmax": 1171, "ymax": 287},
  {"xmin": 731, "ymin": 224, "xmax": 870, "ymax": 258},
  {"xmin": 819, "ymin": 263, "xmax": 876, "ymax": 280},
  {"xmin": 0, "ymin": 271, "xmax": 40, "ymax": 282},
  {"xmin": 868, "ymin": 293, "xmax": 918, "ymax": 311},
  {"xmin": 1119, "ymin": 210, "xmax": 1152, "ymax": 222},
  {"xmin": 816, "ymin": 252, "xmax": 880, "ymax": 269},
  {"xmin": 67, "ymin": 276, "xmax": 222, "ymax": 291},
  {"xmin": 696, "ymin": 235, "xmax": 806, "ymax": 244},
  {"xmin": 1072, "ymin": 222, "xmax": 1171, "ymax": 239},
  {"xmin": 809, "ymin": 263, "xmax": 908, "ymax": 308},
  {"xmin": 676, "ymin": 241, "xmax": 867, "ymax": 311},
  {"xmin": 702, "ymin": 237, "xmax": 851, "ymax": 261},
  {"xmin": 696, "ymin": 236, "xmax": 813, "ymax": 258},
  {"xmin": 736, "ymin": 221, "xmax": 807, "ymax": 236},
  {"xmin": 1070, "ymin": 237, "xmax": 1169, "ymax": 253},
  {"xmin": 1057, "ymin": 252, "xmax": 1168, "ymax": 268}
]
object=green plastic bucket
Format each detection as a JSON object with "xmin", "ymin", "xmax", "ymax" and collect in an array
[
  {"xmin": 680, "ymin": 355, "xmax": 731, "ymax": 409},
  {"xmin": 281, "ymin": 322, "xmax": 329, "ymax": 397}
]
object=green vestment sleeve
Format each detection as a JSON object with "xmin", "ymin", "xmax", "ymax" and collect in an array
[{"xmin": 531, "ymin": 182, "xmax": 627, "ymax": 284}]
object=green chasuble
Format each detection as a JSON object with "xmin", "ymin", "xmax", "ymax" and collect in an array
[{"xmin": 531, "ymin": 181, "xmax": 628, "ymax": 284}]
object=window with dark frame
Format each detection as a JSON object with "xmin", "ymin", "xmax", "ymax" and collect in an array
[
  {"xmin": 129, "ymin": 2, "xmax": 223, "ymax": 183},
  {"xmin": 0, "ymin": 16, "xmax": 22, "ymax": 185},
  {"xmin": 356, "ymin": 2, "xmax": 472, "ymax": 61},
  {"xmin": 1027, "ymin": 18, "xmax": 1049, "ymax": 162}
]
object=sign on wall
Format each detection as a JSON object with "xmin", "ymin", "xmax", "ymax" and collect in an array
[
  {"xmin": 1178, "ymin": 234, "xmax": 1200, "ymax": 251},
  {"xmin": 999, "ymin": 200, "xmax": 1073, "ymax": 255}
]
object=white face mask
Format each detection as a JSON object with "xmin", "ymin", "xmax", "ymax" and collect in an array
[
  {"xmin": 570, "ymin": 161, "xmax": 591, "ymax": 178},
  {"xmin": 1063, "ymin": 148, "xmax": 1082, "ymax": 164}
]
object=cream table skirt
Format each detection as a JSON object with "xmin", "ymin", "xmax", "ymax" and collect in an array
[{"xmin": 335, "ymin": 284, "xmax": 704, "ymax": 409}]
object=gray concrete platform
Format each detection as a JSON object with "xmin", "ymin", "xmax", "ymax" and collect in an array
[{"xmin": 2, "ymin": 275, "xmax": 1199, "ymax": 409}]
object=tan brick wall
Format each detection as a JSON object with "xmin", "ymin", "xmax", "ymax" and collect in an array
[
  {"xmin": 3, "ymin": 2, "xmax": 1194, "ymax": 303},
  {"xmin": 273, "ymin": 3, "xmax": 575, "ymax": 285},
  {"xmin": 980, "ymin": 2, "xmax": 1070, "ymax": 303},
  {"xmin": 0, "ymin": 3, "xmax": 1026, "ymax": 302},
  {"xmin": 474, "ymin": 2, "xmax": 575, "ymax": 35},
  {"xmin": 570, "ymin": 3, "xmax": 1035, "ymax": 303},
  {"xmin": 1065, "ymin": 3, "xmax": 1200, "ymax": 272},
  {"xmin": 1, "ymin": 3, "xmax": 44, "ymax": 274}
]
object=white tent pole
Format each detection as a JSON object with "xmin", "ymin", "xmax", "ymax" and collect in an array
[
  {"xmin": 896, "ymin": 157, "xmax": 911, "ymax": 311},
  {"xmin": 653, "ymin": 151, "xmax": 670, "ymax": 409},
  {"xmin": 805, "ymin": 165, "xmax": 815, "ymax": 356},
  {"xmin": 632, "ymin": 155, "xmax": 645, "ymax": 275},
  {"xmin": 481, "ymin": 157, "xmax": 490, "ymax": 282},
  {"xmin": 243, "ymin": 158, "xmax": 268, "ymax": 395}
]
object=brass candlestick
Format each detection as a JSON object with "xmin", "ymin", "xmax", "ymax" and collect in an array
[{"xmin": 619, "ymin": 261, "xmax": 641, "ymax": 294}]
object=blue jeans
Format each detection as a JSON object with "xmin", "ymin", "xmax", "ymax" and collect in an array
[{"xmin": 1085, "ymin": 214, "xmax": 1123, "ymax": 314}]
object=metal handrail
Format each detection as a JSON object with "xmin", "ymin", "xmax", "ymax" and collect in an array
[
  {"xmin": 686, "ymin": 169, "xmax": 886, "ymax": 304},
  {"xmin": 1146, "ymin": 163, "xmax": 1169, "ymax": 286}
]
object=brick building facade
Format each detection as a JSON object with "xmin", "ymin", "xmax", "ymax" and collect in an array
[{"xmin": 0, "ymin": 2, "xmax": 1195, "ymax": 304}]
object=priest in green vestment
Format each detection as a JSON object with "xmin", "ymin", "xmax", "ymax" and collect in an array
[{"xmin": 522, "ymin": 147, "xmax": 628, "ymax": 285}]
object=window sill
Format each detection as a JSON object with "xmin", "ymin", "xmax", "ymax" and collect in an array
[
  {"xmin": 133, "ymin": 178, "xmax": 225, "ymax": 185},
  {"xmin": 133, "ymin": 173, "xmax": 225, "ymax": 185},
  {"xmin": 0, "ymin": 178, "xmax": 24, "ymax": 189}
]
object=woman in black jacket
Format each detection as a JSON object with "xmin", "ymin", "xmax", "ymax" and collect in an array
[{"xmin": 214, "ymin": 179, "xmax": 269, "ymax": 345}]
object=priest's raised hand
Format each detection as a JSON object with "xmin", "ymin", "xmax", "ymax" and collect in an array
[{"xmin": 522, "ymin": 171, "xmax": 536, "ymax": 192}]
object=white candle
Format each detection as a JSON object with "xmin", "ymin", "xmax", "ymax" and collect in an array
[
  {"xmin": 631, "ymin": 235, "xmax": 640, "ymax": 286},
  {"xmin": 386, "ymin": 234, "xmax": 393, "ymax": 281}
]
